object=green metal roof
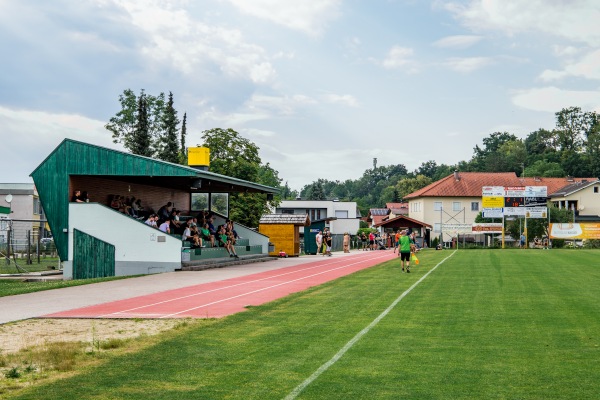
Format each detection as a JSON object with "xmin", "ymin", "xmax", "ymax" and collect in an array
[{"xmin": 30, "ymin": 139, "xmax": 278, "ymax": 261}]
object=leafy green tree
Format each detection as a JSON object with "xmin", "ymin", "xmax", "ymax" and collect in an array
[
  {"xmin": 130, "ymin": 94, "xmax": 152, "ymax": 157},
  {"xmin": 156, "ymin": 92, "xmax": 180, "ymax": 164},
  {"xmin": 524, "ymin": 160, "xmax": 565, "ymax": 177},
  {"xmin": 200, "ymin": 128, "xmax": 277, "ymax": 227},
  {"xmin": 470, "ymin": 132, "xmax": 519, "ymax": 172},
  {"xmin": 105, "ymin": 89, "xmax": 166, "ymax": 156},
  {"xmin": 395, "ymin": 175, "xmax": 432, "ymax": 200},
  {"xmin": 552, "ymin": 106, "xmax": 595, "ymax": 152}
]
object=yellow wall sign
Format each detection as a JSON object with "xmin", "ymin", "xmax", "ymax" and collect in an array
[{"xmin": 482, "ymin": 196, "xmax": 504, "ymax": 208}]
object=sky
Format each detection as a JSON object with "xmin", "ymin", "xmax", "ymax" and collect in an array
[{"xmin": 1, "ymin": 0, "xmax": 599, "ymax": 191}]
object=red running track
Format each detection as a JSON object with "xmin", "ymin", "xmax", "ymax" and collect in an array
[{"xmin": 44, "ymin": 251, "xmax": 397, "ymax": 319}]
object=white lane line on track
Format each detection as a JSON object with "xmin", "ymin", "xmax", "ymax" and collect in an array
[
  {"xmin": 99, "ymin": 252, "xmax": 393, "ymax": 318},
  {"xmin": 283, "ymin": 250, "xmax": 457, "ymax": 400},
  {"xmin": 158, "ymin": 252, "xmax": 394, "ymax": 318}
]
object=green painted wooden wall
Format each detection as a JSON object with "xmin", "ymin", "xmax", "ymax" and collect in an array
[
  {"xmin": 73, "ymin": 229, "xmax": 115, "ymax": 279},
  {"xmin": 30, "ymin": 139, "xmax": 198, "ymax": 261}
]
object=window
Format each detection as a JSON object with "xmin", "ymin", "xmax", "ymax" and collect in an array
[
  {"xmin": 281, "ymin": 209, "xmax": 294, "ymax": 214},
  {"xmin": 190, "ymin": 193, "xmax": 228, "ymax": 217},
  {"xmin": 307, "ymin": 209, "xmax": 322, "ymax": 221},
  {"xmin": 434, "ymin": 223, "xmax": 441, "ymax": 232},
  {"xmin": 471, "ymin": 202, "xmax": 479, "ymax": 212},
  {"xmin": 33, "ymin": 198, "xmax": 41, "ymax": 215},
  {"xmin": 433, "ymin": 202, "xmax": 442, "ymax": 211},
  {"xmin": 453, "ymin": 202, "xmax": 461, "ymax": 211},
  {"xmin": 595, "ymin": 186, "xmax": 599, "ymax": 193},
  {"xmin": 335, "ymin": 210, "xmax": 348, "ymax": 218}
]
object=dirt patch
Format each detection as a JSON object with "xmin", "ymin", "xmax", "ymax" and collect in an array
[{"xmin": 0, "ymin": 318, "xmax": 184, "ymax": 354}]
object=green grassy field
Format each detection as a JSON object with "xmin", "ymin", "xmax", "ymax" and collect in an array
[{"xmin": 6, "ymin": 249, "xmax": 600, "ymax": 399}]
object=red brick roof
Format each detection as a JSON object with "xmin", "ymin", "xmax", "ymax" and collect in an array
[
  {"xmin": 385, "ymin": 202, "xmax": 408, "ymax": 209},
  {"xmin": 405, "ymin": 172, "xmax": 596, "ymax": 198}
]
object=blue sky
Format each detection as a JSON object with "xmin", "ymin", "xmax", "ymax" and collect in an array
[{"xmin": 1, "ymin": 0, "xmax": 599, "ymax": 190}]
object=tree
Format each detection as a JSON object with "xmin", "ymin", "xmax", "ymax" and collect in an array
[
  {"xmin": 156, "ymin": 92, "xmax": 180, "ymax": 164},
  {"xmin": 470, "ymin": 132, "xmax": 519, "ymax": 172},
  {"xmin": 130, "ymin": 94, "xmax": 152, "ymax": 157},
  {"xmin": 524, "ymin": 160, "xmax": 565, "ymax": 178},
  {"xmin": 200, "ymin": 128, "xmax": 277, "ymax": 227},
  {"xmin": 179, "ymin": 112, "xmax": 187, "ymax": 165},
  {"xmin": 395, "ymin": 175, "xmax": 432, "ymax": 200},
  {"xmin": 105, "ymin": 89, "xmax": 165, "ymax": 156},
  {"xmin": 552, "ymin": 106, "xmax": 595, "ymax": 152}
]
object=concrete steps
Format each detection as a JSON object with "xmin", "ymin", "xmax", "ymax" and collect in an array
[{"xmin": 180, "ymin": 254, "xmax": 275, "ymax": 271}]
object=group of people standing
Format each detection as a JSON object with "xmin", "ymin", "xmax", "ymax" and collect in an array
[{"xmin": 315, "ymin": 229, "xmax": 333, "ymax": 256}]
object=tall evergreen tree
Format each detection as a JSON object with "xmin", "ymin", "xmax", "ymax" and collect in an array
[
  {"xmin": 131, "ymin": 94, "xmax": 153, "ymax": 157},
  {"xmin": 156, "ymin": 92, "xmax": 180, "ymax": 163},
  {"xmin": 179, "ymin": 112, "xmax": 187, "ymax": 165},
  {"xmin": 105, "ymin": 89, "xmax": 165, "ymax": 156}
]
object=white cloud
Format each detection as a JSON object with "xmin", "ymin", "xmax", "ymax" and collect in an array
[
  {"xmin": 0, "ymin": 106, "xmax": 122, "ymax": 182},
  {"xmin": 443, "ymin": 57, "xmax": 493, "ymax": 72},
  {"xmin": 512, "ymin": 86, "xmax": 600, "ymax": 113},
  {"xmin": 382, "ymin": 46, "xmax": 415, "ymax": 69},
  {"xmin": 321, "ymin": 94, "xmax": 359, "ymax": 107},
  {"xmin": 539, "ymin": 49, "xmax": 600, "ymax": 82},
  {"xmin": 441, "ymin": 0, "xmax": 600, "ymax": 46},
  {"xmin": 432, "ymin": 35, "xmax": 483, "ymax": 49},
  {"xmin": 115, "ymin": 0, "xmax": 277, "ymax": 83},
  {"xmin": 226, "ymin": 0, "xmax": 341, "ymax": 36}
]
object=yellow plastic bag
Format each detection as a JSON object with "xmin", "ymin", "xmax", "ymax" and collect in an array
[{"xmin": 411, "ymin": 252, "xmax": 419, "ymax": 264}]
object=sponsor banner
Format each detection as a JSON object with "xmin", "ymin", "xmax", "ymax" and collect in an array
[
  {"xmin": 549, "ymin": 223, "xmax": 600, "ymax": 239},
  {"xmin": 441, "ymin": 223, "xmax": 472, "ymax": 234},
  {"xmin": 525, "ymin": 207, "xmax": 547, "ymax": 218},
  {"xmin": 482, "ymin": 196, "xmax": 504, "ymax": 208},
  {"xmin": 472, "ymin": 223, "xmax": 503, "ymax": 233},
  {"xmin": 482, "ymin": 208, "xmax": 504, "ymax": 218},
  {"xmin": 482, "ymin": 186, "xmax": 505, "ymax": 196},
  {"xmin": 505, "ymin": 186, "xmax": 525, "ymax": 196},
  {"xmin": 525, "ymin": 186, "xmax": 547, "ymax": 197},
  {"xmin": 525, "ymin": 197, "xmax": 547, "ymax": 206},
  {"xmin": 504, "ymin": 207, "xmax": 526, "ymax": 216}
]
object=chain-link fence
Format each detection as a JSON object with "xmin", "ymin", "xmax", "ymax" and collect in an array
[{"xmin": 0, "ymin": 218, "xmax": 60, "ymax": 274}]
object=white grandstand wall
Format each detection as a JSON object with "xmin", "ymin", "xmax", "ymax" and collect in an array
[{"xmin": 63, "ymin": 203, "xmax": 181, "ymax": 279}]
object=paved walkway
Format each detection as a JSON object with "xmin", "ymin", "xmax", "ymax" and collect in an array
[{"xmin": 0, "ymin": 251, "xmax": 393, "ymax": 324}]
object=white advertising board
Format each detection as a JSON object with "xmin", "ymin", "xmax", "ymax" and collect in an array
[
  {"xmin": 482, "ymin": 186, "xmax": 505, "ymax": 196},
  {"xmin": 504, "ymin": 207, "xmax": 526, "ymax": 216},
  {"xmin": 482, "ymin": 208, "xmax": 504, "ymax": 218},
  {"xmin": 525, "ymin": 207, "xmax": 548, "ymax": 218}
]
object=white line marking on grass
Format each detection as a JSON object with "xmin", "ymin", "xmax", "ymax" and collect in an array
[{"xmin": 283, "ymin": 250, "xmax": 457, "ymax": 400}]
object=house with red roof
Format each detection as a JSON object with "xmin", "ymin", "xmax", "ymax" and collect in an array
[{"xmin": 404, "ymin": 171, "xmax": 597, "ymax": 244}]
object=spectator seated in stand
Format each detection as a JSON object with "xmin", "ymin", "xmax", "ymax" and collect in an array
[
  {"xmin": 218, "ymin": 226, "xmax": 238, "ymax": 258},
  {"xmin": 158, "ymin": 219, "xmax": 170, "ymax": 233},
  {"xmin": 182, "ymin": 225, "xmax": 202, "ymax": 248},
  {"xmin": 71, "ymin": 190, "xmax": 85, "ymax": 203},
  {"xmin": 157, "ymin": 202, "xmax": 173, "ymax": 223},
  {"xmin": 169, "ymin": 209, "xmax": 184, "ymax": 234},
  {"xmin": 145, "ymin": 214, "xmax": 158, "ymax": 228},
  {"xmin": 201, "ymin": 223, "xmax": 215, "ymax": 247}
]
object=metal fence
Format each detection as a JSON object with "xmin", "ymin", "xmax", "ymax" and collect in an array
[{"xmin": 0, "ymin": 218, "xmax": 60, "ymax": 274}]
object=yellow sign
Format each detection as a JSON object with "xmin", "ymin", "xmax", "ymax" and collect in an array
[
  {"xmin": 188, "ymin": 147, "xmax": 210, "ymax": 167},
  {"xmin": 482, "ymin": 196, "xmax": 504, "ymax": 208},
  {"xmin": 549, "ymin": 223, "xmax": 600, "ymax": 239}
]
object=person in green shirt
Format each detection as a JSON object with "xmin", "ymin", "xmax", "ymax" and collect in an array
[{"xmin": 398, "ymin": 230, "xmax": 412, "ymax": 273}]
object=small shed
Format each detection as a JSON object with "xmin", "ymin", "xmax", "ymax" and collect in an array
[{"xmin": 259, "ymin": 214, "xmax": 310, "ymax": 257}]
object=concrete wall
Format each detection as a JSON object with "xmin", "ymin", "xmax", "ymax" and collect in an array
[{"xmin": 65, "ymin": 203, "xmax": 181, "ymax": 279}]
